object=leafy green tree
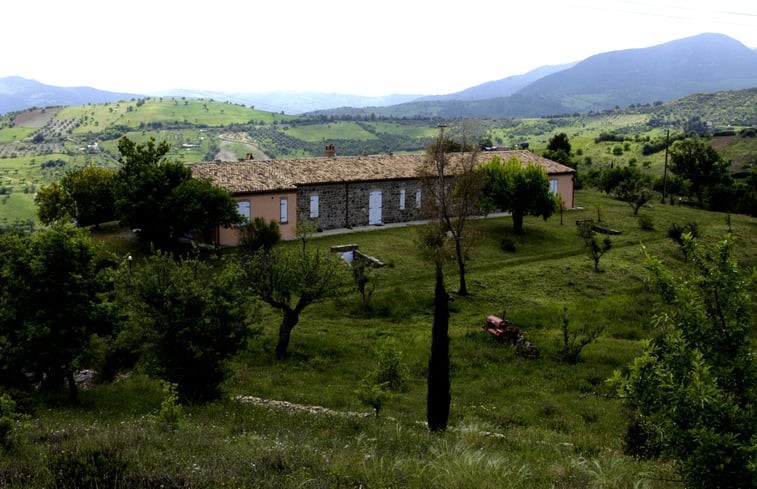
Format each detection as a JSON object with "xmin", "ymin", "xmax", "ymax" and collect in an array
[
  {"xmin": 34, "ymin": 182, "xmax": 72, "ymax": 224},
  {"xmin": 114, "ymin": 137, "xmax": 188, "ymax": 245},
  {"xmin": 542, "ymin": 132, "xmax": 573, "ymax": 167},
  {"xmin": 737, "ymin": 166, "xmax": 757, "ymax": 216},
  {"xmin": 478, "ymin": 156, "xmax": 556, "ymax": 235},
  {"xmin": 614, "ymin": 171, "xmax": 655, "ymax": 215},
  {"xmin": 241, "ymin": 228, "xmax": 347, "ymax": 360},
  {"xmin": 61, "ymin": 166, "xmax": 117, "ymax": 227},
  {"xmin": 168, "ymin": 177, "xmax": 242, "ymax": 244},
  {"xmin": 114, "ymin": 137, "xmax": 241, "ymax": 247},
  {"xmin": 669, "ymin": 138, "xmax": 731, "ymax": 207},
  {"xmin": 0, "ymin": 225, "xmax": 106, "ymax": 401},
  {"xmin": 613, "ymin": 235, "xmax": 756, "ymax": 488},
  {"xmin": 116, "ymin": 251, "xmax": 253, "ymax": 403}
]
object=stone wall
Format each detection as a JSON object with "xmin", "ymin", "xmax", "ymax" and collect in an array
[{"xmin": 296, "ymin": 180, "xmax": 424, "ymax": 230}]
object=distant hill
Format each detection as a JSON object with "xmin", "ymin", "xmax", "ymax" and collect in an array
[
  {"xmin": 0, "ymin": 77, "xmax": 142, "ymax": 115},
  {"xmin": 153, "ymin": 89, "xmax": 422, "ymax": 115},
  {"xmin": 414, "ymin": 63, "xmax": 576, "ymax": 102},
  {"xmin": 318, "ymin": 33, "xmax": 757, "ymax": 119},
  {"xmin": 516, "ymin": 33, "xmax": 757, "ymax": 107}
]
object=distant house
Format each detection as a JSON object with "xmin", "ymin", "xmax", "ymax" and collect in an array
[{"xmin": 188, "ymin": 148, "xmax": 575, "ymax": 244}]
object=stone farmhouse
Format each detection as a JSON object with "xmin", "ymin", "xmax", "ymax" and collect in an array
[{"xmin": 188, "ymin": 148, "xmax": 575, "ymax": 244}]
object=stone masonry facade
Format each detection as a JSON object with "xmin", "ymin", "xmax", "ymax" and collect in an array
[{"xmin": 296, "ymin": 179, "xmax": 424, "ymax": 230}]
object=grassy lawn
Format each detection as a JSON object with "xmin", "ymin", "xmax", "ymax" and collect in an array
[{"xmin": 2, "ymin": 189, "xmax": 753, "ymax": 487}]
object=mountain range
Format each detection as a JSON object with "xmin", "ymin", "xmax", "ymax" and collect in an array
[
  {"xmin": 2, "ymin": 33, "xmax": 756, "ymax": 118},
  {"xmin": 0, "ymin": 77, "xmax": 141, "ymax": 116}
]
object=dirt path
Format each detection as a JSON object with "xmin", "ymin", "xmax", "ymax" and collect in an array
[
  {"xmin": 234, "ymin": 395, "xmax": 514, "ymax": 440},
  {"xmin": 235, "ymin": 395, "xmax": 373, "ymax": 418},
  {"xmin": 216, "ymin": 134, "xmax": 269, "ymax": 161}
]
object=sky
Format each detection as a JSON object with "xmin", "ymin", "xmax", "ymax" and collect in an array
[{"xmin": 3, "ymin": 0, "xmax": 756, "ymax": 97}]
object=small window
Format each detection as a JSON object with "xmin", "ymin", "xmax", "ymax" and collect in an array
[
  {"xmin": 310, "ymin": 194, "xmax": 319, "ymax": 218},
  {"xmin": 415, "ymin": 189, "xmax": 421, "ymax": 209},
  {"xmin": 550, "ymin": 179, "xmax": 558, "ymax": 195},
  {"xmin": 280, "ymin": 198, "xmax": 288, "ymax": 223},
  {"xmin": 237, "ymin": 200, "xmax": 250, "ymax": 223},
  {"xmin": 399, "ymin": 189, "xmax": 406, "ymax": 210}
]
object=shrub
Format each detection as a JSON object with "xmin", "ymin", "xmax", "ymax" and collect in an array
[
  {"xmin": 352, "ymin": 259, "xmax": 378, "ymax": 313},
  {"xmin": 0, "ymin": 394, "xmax": 22, "ymax": 448},
  {"xmin": 371, "ymin": 339, "xmax": 409, "ymax": 392},
  {"xmin": 556, "ymin": 307, "xmax": 603, "ymax": 363},
  {"xmin": 158, "ymin": 382, "xmax": 182, "ymax": 427},
  {"xmin": 667, "ymin": 222, "xmax": 699, "ymax": 260},
  {"xmin": 238, "ymin": 217, "xmax": 281, "ymax": 255},
  {"xmin": 637, "ymin": 213, "xmax": 654, "ymax": 231},
  {"xmin": 500, "ymin": 238, "xmax": 516, "ymax": 252},
  {"xmin": 355, "ymin": 339, "xmax": 409, "ymax": 417}
]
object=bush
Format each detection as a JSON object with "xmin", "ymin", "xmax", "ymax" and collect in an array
[
  {"xmin": 371, "ymin": 339, "xmax": 409, "ymax": 392},
  {"xmin": 0, "ymin": 394, "xmax": 21, "ymax": 447},
  {"xmin": 500, "ymin": 238, "xmax": 516, "ymax": 252},
  {"xmin": 355, "ymin": 339, "xmax": 409, "ymax": 417},
  {"xmin": 158, "ymin": 382, "xmax": 182, "ymax": 427},
  {"xmin": 667, "ymin": 222, "xmax": 699, "ymax": 259},
  {"xmin": 556, "ymin": 307, "xmax": 603, "ymax": 363},
  {"xmin": 116, "ymin": 252, "xmax": 254, "ymax": 403},
  {"xmin": 238, "ymin": 217, "xmax": 281, "ymax": 255},
  {"xmin": 637, "ymin": 213, "xmax": 654, "ymax": 231}
]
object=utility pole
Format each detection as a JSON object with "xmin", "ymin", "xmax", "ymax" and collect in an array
[
  {"xmin": 436, "ymin": 123, "xmax": 447, "ymax": 186},
  {"xmin": 661, "ymin": 128, "xmax": 670, "ymax": 203}
]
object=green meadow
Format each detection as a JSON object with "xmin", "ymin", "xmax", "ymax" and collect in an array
[{"xmin": 1, "ymin": 189, "xmax": 754, "ymax": 487}]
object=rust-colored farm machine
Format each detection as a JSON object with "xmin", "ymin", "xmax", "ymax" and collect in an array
[{"xmin": 482, "ymin": 315, "xmax": 540, "ymax": 359}]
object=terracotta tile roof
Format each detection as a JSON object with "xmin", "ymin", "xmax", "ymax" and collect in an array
[{"xmin": 188, "ymin": 150, "xmax": 574, "ymax": 194}]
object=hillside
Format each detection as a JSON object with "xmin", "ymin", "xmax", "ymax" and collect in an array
[
  {"xmin": 414, "ymin": 63, "xmax": 576, "ymax": 102},
  {"xmin": 0, "ymin": 89, "xmax": 755, "ymax": 227}
]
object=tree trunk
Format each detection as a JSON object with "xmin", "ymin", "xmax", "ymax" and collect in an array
[
  {"xmin": 512, "ymin": 211, "xmax": 524, "ymax": 235},
  {"xmin": 66, "ymin": 370, "xmax": 79, "ymax": 402},
  {"xmin": 427, "ymin": 261, "xmax": 450, "ymax": 432},
  {"xmin": 276, "ymin": 310, "xmax": 300, "ymax": 360},
  {"xmin": 455, "ymin": 239, "xmax": 468, "ymax": 296}
]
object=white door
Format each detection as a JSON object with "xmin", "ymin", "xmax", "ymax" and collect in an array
[
  {"xmin": 310, "ymin": 194, "xmax": 319, "ymax": 218},
  {"xmin": 369, "ymin": 191, "xmax": 382, "ymax": 225}
]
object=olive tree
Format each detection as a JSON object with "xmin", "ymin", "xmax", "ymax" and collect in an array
[{"xmin": 241, "ymin": 225, "xmax": 347, "ymax": 360}]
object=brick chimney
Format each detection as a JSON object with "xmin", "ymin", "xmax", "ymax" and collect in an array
[{"xmin": 324, "ymin": 144, "xmax": 336, "ymax": 157}]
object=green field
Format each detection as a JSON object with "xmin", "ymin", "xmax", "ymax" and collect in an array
[
  {"xmin": 286, "ymin": 121, "xmax": 378, "ymax": 141},
  {"xmin": 1, "ymin": 189, "xmax": 754, "ymax": 487},
  {"xmin": 0, "ymin": 127, "xmax": 35, "ymax": 142}
]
